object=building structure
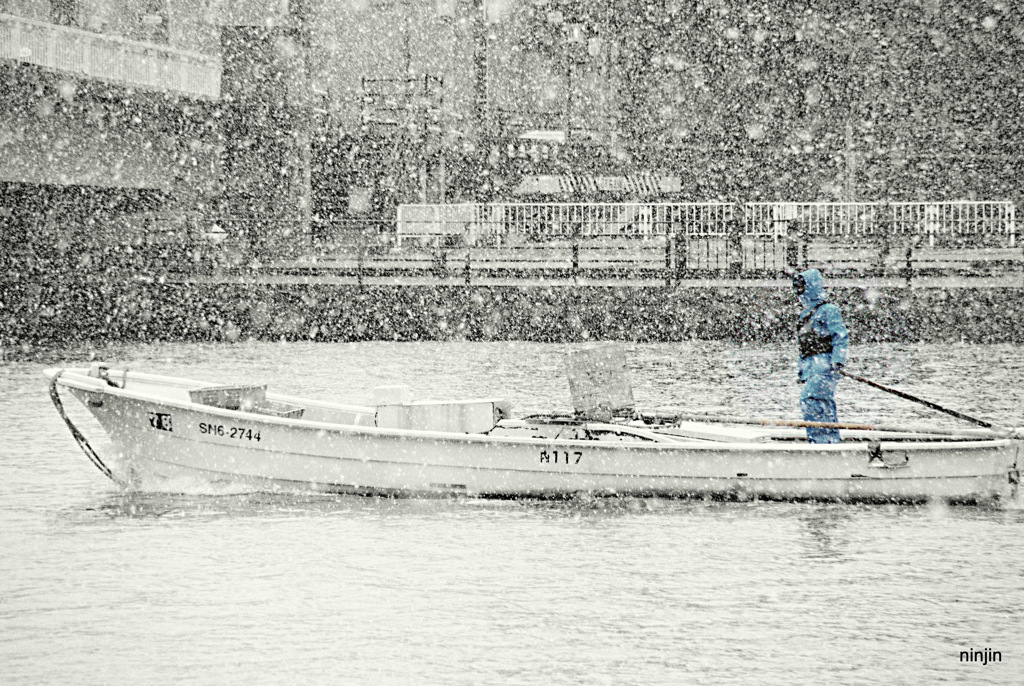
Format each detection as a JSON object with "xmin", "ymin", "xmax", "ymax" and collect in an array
[
  {"xmin": 2, "ymin": 0, "xmax": 222, "ymax": 267},
  {"xmin": 2, "ymin": 0, "xmax": 1022, "ymax": 263}
]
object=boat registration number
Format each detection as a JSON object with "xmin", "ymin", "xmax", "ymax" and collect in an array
[
  {"xmin": 540, "ymin": 449, "xmax": 582, "ymax": 464},
  {"xmin": 198, "ymin": 422, "xmax": 262, "ymax": 442}
]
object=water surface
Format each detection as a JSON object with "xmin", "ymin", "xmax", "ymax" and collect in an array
[{"xmin": 2, "ymin": 341, "xmax": 1022, "ymax": 684}]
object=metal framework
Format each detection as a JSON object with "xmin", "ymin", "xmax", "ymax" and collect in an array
[{"xmin": 398, "ymin": 201, "xmax": 1016, "ymax": 247}]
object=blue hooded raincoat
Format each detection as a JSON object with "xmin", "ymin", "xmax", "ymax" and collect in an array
[{"xmin": 795, "ymin": 268, "xmax": 849, "ymax": 443}]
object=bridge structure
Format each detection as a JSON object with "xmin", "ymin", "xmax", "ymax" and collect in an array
[
  {"xmin": 1, "ymin": 11, "xmax": 222, "ymax": 206},
  {"xmin": 1, "ymin": 5, "xmax": 311, "ymax": 266}
]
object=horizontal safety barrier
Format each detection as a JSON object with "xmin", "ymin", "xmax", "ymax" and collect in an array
[
  {"xmin": 399, "ymin": 201, "xmax": 1016, "ymax": 248},
  {"xmin": 397, "ymin": 202, "xmax": 737, "ymax": 244},
  {"xmin": 129, "ymin": 213, "xmax": 1024, "ymax": 285}
]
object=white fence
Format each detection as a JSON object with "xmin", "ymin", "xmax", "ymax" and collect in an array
[
  {"xmin": 496, "ymin": 203, "xmax": 674, "ymax": 240},
  {"xmin": 890, "ymin": 201, "xmax": 1015, "ymax": 246},
  {"xmin": 744, "ymin": 202, "xmax": 882, "ymax": 238},
  {"xmin": 744, "ymin": 201, "xmax": 1016, "ymax": 246},
  {"xmin": 0, "ymin": 13, "xmax": 221, "ymax": 99},
  {"xmin": 397, "ymin": 201, "xmax": 1016, "ymax": 247},
  {"xmin": 397, "ymin": 202, "xmax": 735, "ymax": 245}
]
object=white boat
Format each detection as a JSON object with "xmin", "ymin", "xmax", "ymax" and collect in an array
[{"xmin": 45, "ymin": 366, "xmax": 1022, "ymax": 505}]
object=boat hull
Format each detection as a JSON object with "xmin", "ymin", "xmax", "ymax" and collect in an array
[{"xmin": 51, "ymin": 369, "xmax": 1021, "ymax": 504}]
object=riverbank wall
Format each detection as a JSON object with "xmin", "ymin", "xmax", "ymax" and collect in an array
[{"xmin": 3, "ymin": 280, "xmax": 1024, "ymax": 347}]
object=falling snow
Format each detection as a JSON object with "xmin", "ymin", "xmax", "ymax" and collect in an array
[{"xmin": 1, "ymin": 0, "xmax": 1023, "ymax": 350}]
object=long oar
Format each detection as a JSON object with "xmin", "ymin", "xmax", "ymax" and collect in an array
[
  {"xmin": 641, "ymin": 411, "xmax": 986, "ymax": 437},
  {"xmin": 838, "ymin": 369, "xmax": 1000, "ymax": 430}
]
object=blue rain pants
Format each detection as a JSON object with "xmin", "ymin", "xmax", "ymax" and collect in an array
[{"xmin": 800, "ymin": 395, "xmax": 840, "ymax": 444}]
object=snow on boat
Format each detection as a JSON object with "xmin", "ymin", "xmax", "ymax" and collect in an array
[{"xmin": 44, "ymin": 364, "xmax": 1021, "ymax": 504}]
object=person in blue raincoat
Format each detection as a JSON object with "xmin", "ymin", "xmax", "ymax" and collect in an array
[{"xmin": 793, "ymin": 268, "xmax": 849, "ymax": 443}]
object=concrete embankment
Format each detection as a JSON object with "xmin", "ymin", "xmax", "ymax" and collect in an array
[{"xmin": 3, "ymin": 279, "xmax": 1024, "ymax": 346}]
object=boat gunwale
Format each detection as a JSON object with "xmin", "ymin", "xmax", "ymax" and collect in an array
[{"xmin": 46, "ymin": 367, "xmax": 1018, "ymax": 455}]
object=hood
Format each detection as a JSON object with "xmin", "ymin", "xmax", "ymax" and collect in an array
[{"xmin": 796, "ymin": 268, "xmax": 828, "ymax": 310}]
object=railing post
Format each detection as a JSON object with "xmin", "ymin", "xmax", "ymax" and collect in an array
[
  {"xmin": 434, "ymin": 243, "xmax": 448, "ymax": 279},
  {"xmin": 785, "ymin": 229, "xmax": 799, "ymax": 273},
  {"xmin": 464, "ymin": 245, "xmax": 471, "ymax": 286},
  {"xmin": 904, "ymin": 242, "xmax": 914, "ymax": 287},
  {"xmin": 726, "ymin": 217, "xmax": 743, "ymax": 277},
  {"xmin": 357, "ymin": 229, "xmax": 365, "ymax": 289},
  {"xmin": 876, "ymin": 203, "xmax": 892, "ymax": 277},
  {"xmin": 571, "ymin": 242, "xmax": 579, "ymax": 284},
  {"xmin": 676, "ymin": 225, "xmax": 687, "ymax": 280},
  {"xmin": 665, "ymin": 227, "xmax": 674, "ymax": 287},
  {"xmin": 1008, "ymin": 204, "xmax": 1016, "ymax": 248}
]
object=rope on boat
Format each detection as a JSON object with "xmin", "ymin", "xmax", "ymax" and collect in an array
[{"xmin": 48, "ymin": 371, "xmax": 123, "ymax": 485}]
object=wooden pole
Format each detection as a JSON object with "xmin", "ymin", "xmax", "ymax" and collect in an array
[
  {"xmin": 640, "ymin": 411, "xmax": 1001, "ymax": 438},
  {"xmin": 839, "ymin": 370, "xmax": 1001, "ymax": 430}
]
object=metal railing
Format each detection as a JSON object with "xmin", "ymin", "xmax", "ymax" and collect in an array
[
  {"xmin": 743, "ymin": 201, "xmax": 1016, "ymax": 246},
  {"xmin": 104, "ymin": 200, "xmax": 1022, "ymax": 285},
  {"xmin": 397, "ymin": 202, "xmax": 736, "ymax": 244},
  {"xmin": 744, "ymin": 202, "xmax": 882, "ymax": 238},
  {"xmin": 0, "ymin": 13, "xmax": 221, "ymax": 99},
  {"xmin": 378, "ymin": 200, "xmax": 1022, "ymax": 282},
  {"xmin": 890, "ymin": 201, "xmax": 1015, "ymax": 246},
  {"xmin": 399, "ymin": 201, "xmax": 1016, "ymax": 247}
]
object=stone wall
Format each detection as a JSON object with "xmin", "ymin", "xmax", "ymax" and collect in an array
[{"xmin": 4, "ymin": 280, "xmax": 1024, "ymax": 348}]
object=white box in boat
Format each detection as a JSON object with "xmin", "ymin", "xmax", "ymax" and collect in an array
[{"xmin": 376, "ymin": 399, "xmax": 504, "ymax": 434}]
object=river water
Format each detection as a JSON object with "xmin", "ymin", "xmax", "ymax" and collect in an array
[{"xmin": 2, "ymin": 340, "xmax": 1022, "ymax": 685}]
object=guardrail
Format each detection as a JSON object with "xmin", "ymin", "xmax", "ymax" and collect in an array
[
  {"xmin": 154, "ymin": 209, "xmax": 1023, "ymax": 287},
  {"xmin": 397, "ymin": 202, "xmax": 737, "ymax": 244},
  {"xmin": 93, "ymin": 201, "xmax": 1019, "ymax": 285},
  {"xmin": 398, "ymin": 201, "xmax": 1016, "ymax": 248},
  {"xmin": 0, "ymin": 13, "xmax": 220, "ymax": 99},
  {"xmin": 743, "ymin": 201, "xmax": 1015, "ymax": 246},
  {"xmin": 744, "ymin": 202, "xmax": 881, "ymax": 238},
  {"xmin": 890, "ymin": 201, "xmax": 1015, "ymax": 247}
]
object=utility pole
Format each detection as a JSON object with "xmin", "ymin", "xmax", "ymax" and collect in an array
[
  {"xmin": 844, "ymin": 119, "xmax": 855, "ymax": 202},
  {"xmin": 565, "ymin": 34, "xmax": 572, "ymax": 142},
  {"xmin": 472, "ymin": 0, "xmax": 489, "ymax": 140},
  {"xmin": 562, "ymin": 23, "xmax": 584, "ymax": 143}
]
